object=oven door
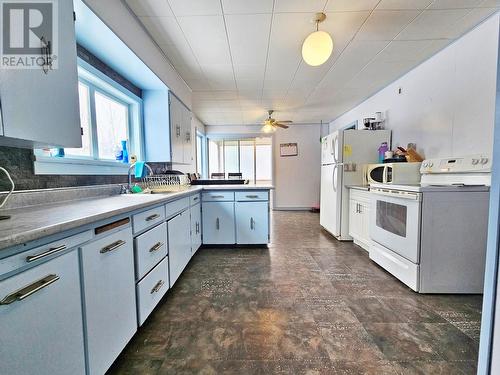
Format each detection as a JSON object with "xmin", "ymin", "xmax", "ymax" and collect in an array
[{"xmin": 369, "ymin": 188, "xmax": 422, "ymax": 263}]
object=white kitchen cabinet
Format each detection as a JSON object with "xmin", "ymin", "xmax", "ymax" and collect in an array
[
  {"xmin": 80, "ymin": 226, "xmax": 137, "ymax": 375},
  {"xmin": 191, "ymin": 202, "xmax": 202, "ymax": 254},
  {"xmin": 182, "ymin": 106, "xmax": 193, "ymax": 164},
  {"xmin": 0, "ymin": 250, "xmax": 86, "ymax": 375},
  {"xmin": 169, "ymin": 93, "xmax": 192, "ymax": 164},
  {"xmin": 235, "ymin": 201, "xmax": 269, "ymax": 244},
  {"xmin": 0, "ymin": 0, "xmax": 81, "ymax": 148},
  {"xmin": 202, "ymin": 201, "xmax": 236, "ymax": 245},
  {"xmin": 167, "ymin": 209, "xmax": 192, "ymax": 286},
  {"xmin": 348, "ymin": 189, "xmax": 371, "ymax": 251}
]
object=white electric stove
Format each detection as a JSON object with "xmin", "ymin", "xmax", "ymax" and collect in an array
[{"xmin": 368, "ymin": 154, "xmax": 491, "ymax": 293}]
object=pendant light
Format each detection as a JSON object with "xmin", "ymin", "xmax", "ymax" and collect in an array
[{"xmin": 302, "ymin": 13, "xmax": 333, "ymax": 67}]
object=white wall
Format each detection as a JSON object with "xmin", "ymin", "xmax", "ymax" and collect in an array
[
  {"xmin": 83, "ymin": 0, "xmax": 192, "ymax": 108},
  {"xmin": 329, "ymin": 14, "xmax": 499, "ymax": 160},
  {"xmin": 206, "ymin": 124, "xmax": 321, "ymax": 210}
]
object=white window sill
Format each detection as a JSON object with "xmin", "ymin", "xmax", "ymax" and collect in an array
[{"xmin": 34, "ymin": 155, "xmax": 130, "ymax": 175}]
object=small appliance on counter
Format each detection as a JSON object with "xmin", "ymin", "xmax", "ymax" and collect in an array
[
  {"xmin": 364, "ymin": 162, "xmax": 422, "ymax": 185},
  {"xmin": 368, "ymin": 154, "xmax": 491, "ymax": 293}
]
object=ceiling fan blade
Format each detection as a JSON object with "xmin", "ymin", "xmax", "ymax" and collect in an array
[
  {"xmin": 278, "ymin": 120, "xmax": 293, "ymax": 123},
  {"xmin": 275, "ymin": 123, "xmax": 289, "ymax": 129}
]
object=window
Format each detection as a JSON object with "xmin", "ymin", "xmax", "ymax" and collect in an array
[
  {"xmin": 34, "ymin": 59, "xmax": 143, "ymax": 175},
  {"xmin": 208, "ymin": 137, "xmax": 272, "ymax": 184},
  {"xmin": 196, "ymin": 132, "xmax": 205, "ymax": 177}
]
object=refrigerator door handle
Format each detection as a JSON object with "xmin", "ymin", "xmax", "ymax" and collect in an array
[
  {"xmin": 333, "ymin": 136, "xmax": 338, "ymax": 162},
  {"xmin": 332, "ymin": 164, "xmax": 338, "ymax": 193},
  {"xmin": 330, "ymin": 136, "xmax": 335, "ymax": 155}
]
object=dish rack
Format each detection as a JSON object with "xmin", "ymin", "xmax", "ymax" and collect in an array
[{"xmin": 140, "ymin": 174, "xmax": 190, "ymax": 193}]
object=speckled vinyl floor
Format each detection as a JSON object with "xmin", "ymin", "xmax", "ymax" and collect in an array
[{"xmin": 107, "ymin": 211, "xmax": 482, "ymax": 375}]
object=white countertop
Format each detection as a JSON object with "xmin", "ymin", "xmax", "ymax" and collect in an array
[{"xmin": 0, "ymin": 184, "xmax": 273, "ymax": 251}]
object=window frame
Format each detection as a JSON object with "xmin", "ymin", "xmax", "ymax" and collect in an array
[{"xmin": 34, "ymin": 58, "xmax": 144, "ymax": 175}]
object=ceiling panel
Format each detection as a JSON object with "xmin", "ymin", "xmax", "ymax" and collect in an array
[
  {"xmin": 225, "ymin": 14, "xmax": 272, "ymax": 65},
  {"xmin": 167, "ymin": 0, "xmax": 221, "ymax": 16},
  {"xmin": 356, "ymin": 10, "xmax": 421, "ymax": 40},
  {"xmin": 127, "ymin": 0, "xmax": 500, "ymax": 125},
  {"xmin": 221, "ymin": 0, "xmax": 274, "ymax": 14}
]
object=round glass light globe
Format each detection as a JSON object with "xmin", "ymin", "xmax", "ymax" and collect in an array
[{"xmin": 302, "ymin": 30, "xmax": 333, "ymax": 67}]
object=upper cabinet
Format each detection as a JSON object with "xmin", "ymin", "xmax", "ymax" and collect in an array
[
  {"xmin": 0, "ymin": 0, "xmax": 82, "ymax": 148},
  {"xmin": 169, "ymin": 92, "xmax": 192, "ymax": 164}
]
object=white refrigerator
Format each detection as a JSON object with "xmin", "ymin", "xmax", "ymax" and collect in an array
[{"xmin": 320, "ymin": 129, "xmax": 391, "ymax": 240}]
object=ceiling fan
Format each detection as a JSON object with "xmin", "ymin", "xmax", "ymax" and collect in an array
[{"xmin": 261, "ymin": 110, "xmax": 293, "ymax": 133}]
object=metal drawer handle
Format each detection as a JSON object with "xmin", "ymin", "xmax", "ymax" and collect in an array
[
  {"xmin": 193, "ymin": 196, "xmax": 199, "ymax": 201},
  {"xmin": 250, "ymin": 217, "xmax": 255, "ymax": 230},
  {"xmin": 211, "ymin": 195, "xmax": 225, "ymax": 199},
  {"xmin": 26, "ymin": 244, "xmax": 67, "ymax": 263},
  {"xmin": 216, "ymin": 218, "xmax": 220, "ymax": 230},
  {"xmin": 246, "ymin": 195, "xmax": 259, "ymax": 199},
  {"xmin": 151, "ymin": 280, "xmax": 165, "ymax": 294},
  {"xmin": 145, "ymin": 214, "xmax": 160, "ymax": 222},
  {"xmin": 149, "ymin": 242, "xmax": 163, "ymax": 253},
  {"xmin": 100, "ymin": 240, "xmax": 126, "ymax": 254},
  {"xmin": 0, "ymin": 274, "xmax": 59, "ymax": 305}
]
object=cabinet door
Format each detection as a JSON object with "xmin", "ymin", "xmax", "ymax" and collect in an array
[
  {"xmin": 361, "ymin": 202, "xmax": 371, "ymax": 244},
  {"xmin": 168, "ymin": 209, "xmax": 191, "ymax": 286},
  {"xmin": 0, "ymin": 250, "xmax": 86, "ymax": 375},
  {"xmin": 202, "ymin": 201, "xmax": 235, "ymax": 244},
  {"xmin": 182, "ymin": 107, "xmax": 193, "ymax": 164},
  {"xmin": 80, "ymin": 227, "xmax": 137, "ymax": 375},
  {"xmin": 235, "ymin": 201, "xmax": 269, "ymax": 244},
  {"xmin": 0, "ymin": 0, "xmax": 81, "ymax": 147},
  {"xmin": 348, "ymin": 199, "xmax": 362, "ymax": 239},
  {"xmin": 191, "ymin": 203, "xmax": 202, "ymax": 254},
  {"xmin": 169, "ymin": 94, "xmax": 184, "ymax": 163}
]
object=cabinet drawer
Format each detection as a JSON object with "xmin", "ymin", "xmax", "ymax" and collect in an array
[
  {"xmin": 136, "ymin": 256, "xmax": 169, "ymax": 326},
  {"xmin": 202, "ymin": 191, "xmax": 235, "ymax": 202},
  {"xmin": 134, "ymin": 222, "xmax": 167, "ymax": 281},
  {"xmin": 190, "ymin": 193, "xmax": 201, "ymax": 206},
  {"xmin": 235, "ymin": 191, "xmax": 269, "ymax": 202},
  {"xmin": 350, "ymin": 189, "xmax": 371, "ymax": 203},
  {"xmin": 369, "ymin": 242, "xmax": 419, "ymax": 291},
  {"xmin": 165, "ymin": 197, "xmax": 190, "ymax": 218},
  {"xmin": 0, "ymin": 230, "xmax": 93, "ymax": 277},
  {"xmin": 133, "ymin": 205, "xmax": 165, "ymax": 234}
]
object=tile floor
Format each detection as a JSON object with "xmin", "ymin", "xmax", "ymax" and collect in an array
[{"xmin": 108, "ymin": 211, "xmax": 482, "ymax": 375}]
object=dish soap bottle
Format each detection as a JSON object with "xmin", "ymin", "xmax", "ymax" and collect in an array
[
  {"xmin": 378, "ymin": 142, "xmax": 388, "ymax": 163},
  {"xmin": 121, "ymin": 140, "xmax": 129, "ymax": 163}
]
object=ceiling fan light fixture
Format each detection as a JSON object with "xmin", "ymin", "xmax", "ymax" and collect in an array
[
  {"xmin": 261, "ymin": 124, "xmax": 276, "ymax": 133},
  {"xmin": 302, "ymin": 13, "xmax": 333, "ymax": 67}
]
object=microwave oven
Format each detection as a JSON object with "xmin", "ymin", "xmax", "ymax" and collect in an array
[{"xmin": 364, "ymin": 162, "xmax": 422, "ymax": 185}]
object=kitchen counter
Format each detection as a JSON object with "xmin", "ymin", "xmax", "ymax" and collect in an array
[
  {"xmin": 346, "ymin": 185, "xmax": 370, "ymax": 191},
  {"xmin": 0, "ymin": 184, "xmax": 274, "ymax": 251}
]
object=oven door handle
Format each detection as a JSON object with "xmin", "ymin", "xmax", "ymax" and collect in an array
[{"xmin": 371, "ymin": 188, "xmax": 421, "ymax": 201}]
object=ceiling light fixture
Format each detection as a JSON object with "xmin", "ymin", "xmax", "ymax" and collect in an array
[{"xmin": 302, "ymin": 12, "xmax": 333, "ymax": 67}]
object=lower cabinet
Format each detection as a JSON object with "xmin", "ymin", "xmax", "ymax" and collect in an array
[
  {"xmin": 80, "ymin": 226, "xmax": 137, "ymax": 375},
  {"xmin": 168, "ymin": 209, "xmax": 192, "ymax": 286},
  {"xmin": 0, "ymin": 250, "xmax": 86, "ymax": 375},
  {"xmin": 136, "ymin": 257, "xmax": 169, "ymax": 326},
  {"xmin": 349, "ymin": 189, "xmax": 371, "ymax": 251},
  {"xmin": 235, "ymin": 201, "xmax": 269, "ymax": 244},
  {"xmin": 191, "ymin": 202, "xmax": 202, "ymax": 253},
  {"xmin": 202, "ymin": 201, "xmax": 236, "ymax": 244}
]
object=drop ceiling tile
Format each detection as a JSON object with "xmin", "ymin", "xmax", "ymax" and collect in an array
[
  {"xmin": 225, "ymin": 14, "xmax": 272, "ymax": 65},
  {"xmin": 274, "ymin": 0, "xmax": 328, "ymax": 13},
  {"xmin": 139, "ymin": 16, "xmax": 185, "ymax": 45},
  {"xmin": 126, "ymin": 0, "xmax": 174, "ymax": 17},
  {"xmin": 174, "ymin": 64, "xmax": 205, "ymax": 80},
  {"xmin": 396, "ymin": 9, "xmax": 471, "ymax": 40},
  {"xmin": 184, "ymin": 78, "xmax": 212, "ymax": 90},
  {"xmin": 356, "ymin": 10, "xmax": 421, "ymax": 40},
  {"xmin": 221, "ymin": 0, "xmax": 274, "ymax": 14},
  {"xmin": 263, "ymin": 79, "xmax": 292, "ymax": 90},
  {"xmin": 168, "ymin": 0, "xmax": 222, "ymax": 16},
  {"xmin": 234, "ymin": 65, "xmax": 266, "ymax": 81},
  {"xmin": 377, "ymin": 40, "xmax": 436, "ymax": 62},
  {"xmin": 178, "ymin": 16, "xmax": 232, "ymax": 65},
  {"xmin": 325, "ymin": 0, "xmax": 379, "ymax": 11},
  {"xmin": 376, "ymin": 0, "xmax": 433, "ymax": 10},
  {"xmin": 444, "ymin": 7, "xmax": 498, "ymax": 38},
  {"xmin": 238, "ymin": 90, "xmax": 262, "ymax": 100},
  {"xmin": 262, "ymin": 88, "xmax": 288, "ymax": 99},
  {"xmin": 160, "ymin": 43, "xmax": 199, "ymax": 69},
  {"xmin": 237, "ymin": 79, "xmax": 264, "ymax": 90},
  {"xmin": 480, "ymin": 0, "xmax": 500, "ymax": 6},
  {"xmin": 429, "ymin": 0, "xmax": 483, "ymax": 9},
  {"xmin": 265, "ymin": 61, "xmax": 300, "ymax": 81}
]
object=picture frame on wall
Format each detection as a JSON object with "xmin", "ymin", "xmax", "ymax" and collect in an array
[{"xmin": 280, "ymin": 143, "xmax": 298, "ymax": 157}]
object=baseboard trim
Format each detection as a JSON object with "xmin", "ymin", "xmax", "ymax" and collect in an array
[{"xmin": 272, "ymin": 207, "xmax": 313, "ymax": 211}]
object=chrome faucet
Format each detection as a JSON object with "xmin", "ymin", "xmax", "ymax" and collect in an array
[{"xmin": 127, "ymin": 162, "xmax": 153, "ymax": 193}]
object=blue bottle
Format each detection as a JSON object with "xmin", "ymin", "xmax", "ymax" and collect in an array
[
  {"xmin": 378, "ymin": 142, "xmax": 388, "ymax": 163},
  {"xmin": 121, "ymin": 140, "xmax": 129, "ymax": 163}
]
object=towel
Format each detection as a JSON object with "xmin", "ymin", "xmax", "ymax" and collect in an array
[{"xmin": 134, "ymin": 161, "xmax": 147, "ymax": 179}]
